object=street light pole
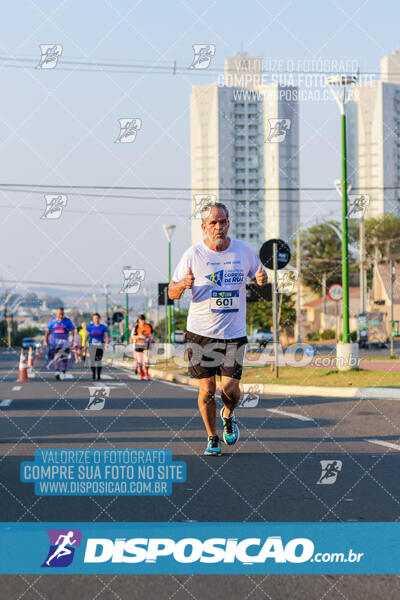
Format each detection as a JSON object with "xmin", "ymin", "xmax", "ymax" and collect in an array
[
  {"xmin": 163, "ymin": 224, "xmax": 176, "ymax": 344},
  {"xmin": 123, "ymin": 265, "xmax": 131, "ymax": 343},
  {"xmin": 341, "ymin": 110, "xmax": 350, "ymax": 344},
  {"xmin": 360, "ymin": 215, "xmax": 366, "ymax": 313},
  {"xmin": 104, "ymin": 284, "xmax": 109, "ymax": 328},
  {"xmin": 327, "ymin": 74, "xmax": 358, "ymax": 370},
  {"xmin": 296, "ymin": 222, "xmax": 302, "ymax": 343}
]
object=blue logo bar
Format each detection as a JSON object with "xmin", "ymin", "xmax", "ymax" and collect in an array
[{"xmin": 0, "ymin": 522, "xmax": 398, "ymax": 574}]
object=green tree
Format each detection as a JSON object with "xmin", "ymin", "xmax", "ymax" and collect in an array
[
  {"xmin": 247, "ymin": 295, "xmax": 296, "ymax": 331},
  {"xmin": 296, "ymin": 221, "xmax": 358, "ymax": 294},
  {"xmin": 364, "ymin": 214, "xmax": 400, "ymax": 261},
  {"xmin": 154, "ymin": 309, "xmax": 188, "ymax": 341}
]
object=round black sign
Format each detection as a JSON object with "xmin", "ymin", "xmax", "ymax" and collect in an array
[
  {"xmin": 112, "ymin": 311, "xmax": 124, "ymax": 323},
  {"xmin": 259, "ymin": 238, "xmax": 291, "ymax": 270}
]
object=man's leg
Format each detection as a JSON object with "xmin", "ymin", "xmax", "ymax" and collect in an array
[
  {"xmin": 137, "ymin": 351, "xmax": 144, "ymax": 379},
  {"xmin": 144, "ymin": 349, "xmax": 150, "ymax": 379},
  {"xmin": 198, "ymin": 376, "xmax": 217, "ymax": 437},
  {"xmin": 220, "ymin": 376, "xmax": 241, "ymax": 418},
  {"xmin": 219, "ymin": 375, "xmax": 241, "ymax": 445}
]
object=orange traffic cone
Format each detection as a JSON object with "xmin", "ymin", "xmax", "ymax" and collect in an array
[
  {"xmin": 17, "ymin": 349, "xmax": 29, "ymax": 382},
  {"xmin": 27, "ymin": 346, "xmax": 34, "ymax": 368}
]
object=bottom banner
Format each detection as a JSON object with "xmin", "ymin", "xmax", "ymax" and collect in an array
[{"xmin": 0, "ymin": 522, "xmax": 398, "ymax": 574}]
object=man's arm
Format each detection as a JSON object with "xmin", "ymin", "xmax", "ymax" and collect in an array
[
  {"xmin": 68, "ymin": 322, "xmax": 75, "ymax": 346},
  {"xmin": 168, "ymin": 266, "xmax": 194, "ymax": 300},
  {"xmin": 44, "ymin": 328, "xmax": 51, "ymax": 347}
]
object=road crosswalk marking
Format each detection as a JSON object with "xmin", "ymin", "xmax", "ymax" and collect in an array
[
  {"xmin": 0, "ymin": 399, "xmax": 13, "ymax": 407},
  {"xmin": 267, "ymin": 408, "xmax": 314, "ymax": 422},
  {"xmin": 12, "ymin": 386, "xmax": 21, "ymax": 391},
  {"xmin": 366, "ymin": 438, "xmax": 400, "ymax": 451}
]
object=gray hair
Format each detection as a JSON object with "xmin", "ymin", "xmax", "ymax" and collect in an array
[{"xmin": 200, "ymin": 201, "xmax": 229, "ymax": 223}]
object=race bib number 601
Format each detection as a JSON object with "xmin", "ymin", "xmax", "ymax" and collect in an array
[{"xmin": 210, "ymin": 290, "xmax": 239, "ymax": 313}]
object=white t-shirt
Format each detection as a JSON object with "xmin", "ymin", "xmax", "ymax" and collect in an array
[{"xmin": 172, "ymin": 238, "xmax": 260, "ymax": 339}]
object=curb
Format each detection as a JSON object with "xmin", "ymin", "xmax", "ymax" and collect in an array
[{"xmin": 107, "ymin": 358, "xmax": 400, "ymax": 400}]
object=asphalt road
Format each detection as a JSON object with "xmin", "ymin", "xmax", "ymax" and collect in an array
[{"xmin": 0, "ymin": 349, "xmax": 399, "ymax": 599}]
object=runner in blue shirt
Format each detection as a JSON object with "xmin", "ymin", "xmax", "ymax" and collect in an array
[
  {"xmin": 44, "ymin": 307, "xmax": 75, "ymax": 380},
  {"xmin": 87, "ymin": 313, "xmax": 108, "ymax": 380}
]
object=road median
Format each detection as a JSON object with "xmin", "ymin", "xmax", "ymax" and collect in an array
[{"xmin": 107, "ymin": 358, "xmax": 400, "ymax": 400}]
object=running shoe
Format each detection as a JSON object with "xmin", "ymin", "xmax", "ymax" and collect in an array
[
  {"xmin": 60, "ymin": 372, "xmax": 66, "ymax": 381},
  {"xmin": 204, "ymin": 435, "xmax": 221, "ymax": 456},
  {"xmin": 55, "ymin": 372, "xmax": 60, "ymax": 381},
  {"xmin": 145, "ymin": 373, "xmax": 151, "ymax": 381},
  {"xmin": 220, "ymin": 406, "xmax": 240, "ymax": 445},
  {"xmin": 140, "ymin": 373, "xmax": 144, "ymax": 380}
]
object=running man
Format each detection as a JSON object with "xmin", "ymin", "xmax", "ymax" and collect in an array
[
  {"xmin": 45, "ymin": 531, "xmax": 77, "ymax": 566},
  {"xmin": 79, "ymin": 322, "xmax": 89, "ymax": 362},
  {"xmin": 72, "ymin": 328, "xmax": 81, "ymax": 362},
  {"xmin": 133, "ymin": 314, "xmax": 153, "ymax": 380},
  {"xmin": 87, "ymin": 313, "xmax": 108, "ymax": 381},
  {"xmin": 129, "ymin": 318, "xmax": 139, "ymax": 374},
  {"xmin": 44, "ymin": 307, "xmax": 75, "ymax": 380},
  {"xmin": 169, "ymin": 202, "xmax": 267, "ymax": 456}
]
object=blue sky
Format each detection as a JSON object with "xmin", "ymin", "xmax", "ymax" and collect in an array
[{"xmin": 0, "ymin": 0, "xmax": 398, "ymax": 296}]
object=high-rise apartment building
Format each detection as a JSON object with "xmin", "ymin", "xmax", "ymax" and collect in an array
[
  {"xmin": 190, "ymin": 52, "xmax": 299, "ymax": 250},
  {"xmin": 347, "ymin": 50, "xmax": 400, "ymax": 217}
]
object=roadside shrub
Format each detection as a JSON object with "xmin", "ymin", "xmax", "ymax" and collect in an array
[
  {"xmin": 307, "ymin": 331, "xmax": 320, "ymax": 342},
  {"xmin": 320, "ymin": 329, "xmax": 335, "ymax": 340},
  {"xmin": 338, "ymin": 330, "xmax": 357, "ymax": 342}
]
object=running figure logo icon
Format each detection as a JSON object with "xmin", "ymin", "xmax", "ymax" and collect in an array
[
  {"xmin": 120, "ymin": 268, "xmax": 146, "ymax": 294},
  {"xmin": 41, "ymin": 194, "xmax": 67, "ymax": 219},
  {"xmin": 191, "ymin": 194, "xmax": 217, "ymax": 219},
  {"xmin": 36, "ymin": 44, "xmax": 63, "ymax": 69},
  {"xmin": 189, "ymin": 44, "xmax": 216, "ymax": 69},
  {"xmin": 239, "ymin": 383, "xmax": 264, "ymax": 408},
  {"xmin": 86, "ymin": 386, "xmax": 110, "ymax": 411},
  {"xmin": 42, "ymin": 529, "xmax": 82, "ymax": 567},
  {"xmin": 115, "ymin": 118, "xmax": 142, "ymax": 143},
  {"xmin": 265, "ymin": 118, "xmax": 291, "ymax": 143},
  {"xmin": 317, "ymin": 460, "xmax": 343, "ymax": 485},
  {"xmin": 347, "ymin": 194, "xmax": 370, "ymax": 219},
  {"xmin": 277, "ymin": 269, "xmax": 298, "ymax": 294},
  {"xmin": 205, "ymin": 269, "xmax": 224, "ymax": 286}
]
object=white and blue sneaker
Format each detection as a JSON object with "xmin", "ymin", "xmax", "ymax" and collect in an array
[
  {"xmin": 204, "ymin": 435, "xmax": 222, "ymax": 456},
  {"xmin": 220, "ymin": 406, "xmax": 240, "ymax": 445}
]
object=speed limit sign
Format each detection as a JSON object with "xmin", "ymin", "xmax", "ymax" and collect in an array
[{"xmin": 328, "ymin": 283, "xmax": 343, "ymax": 302}]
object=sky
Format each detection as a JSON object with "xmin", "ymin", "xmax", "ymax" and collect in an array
[{"xmin": 0, "ymin": 0, "xmax": 399, "ymax": 306}]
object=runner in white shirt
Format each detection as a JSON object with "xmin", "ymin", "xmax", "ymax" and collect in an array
[{"xmin": 169, "ymin": 202, "xmax": 267, "ymax": 456}]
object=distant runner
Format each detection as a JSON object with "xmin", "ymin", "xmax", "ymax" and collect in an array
[
  {"xmin": 87, "ymin": 313, "xmax": 108, "ymax": 381},
  {"xmin": 133, "ymin": 314, "xmax": 153, "ymax": 380},
  {"xmin": 169, "ymin": 202, "xmax": 267, "ymax": 456},
  {"xmin": 72, "ymin": 328, "xmax": 82, "ymax": 362},
  {"xmin": 129, "ymin": 318, "xmax": 139, "ymax": 374},
  {"xmin": 44, "ymin": 307, "xmax": 75, "ymax": 380},
  {"xmin": 79, "ymin": 322, "xmax": 89, "ymax": 362}
]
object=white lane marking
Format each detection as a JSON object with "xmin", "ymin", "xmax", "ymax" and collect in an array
[
  {"xmin": 0, "ymin": 399, "xmax": 13, "ymax": 407},
  {"xmin": 100, "ymin": 374, "xmax": 113, "ymax": 380},
  {"xmin": 79, "ymin": 384, "xmax": 127, "ymax": 390},
  {"xmin": 64, "ymin": 373, "xmax": 74, "ymax": 379},
  {"xmin": 124, "ymin": 370, "xmax": 198, "ymax": 393},
  {"xmin": 267, "ymin": 408, "xmax": 314, "ymax": 422},
  {"xmin": 153, "ymin": 379, "xmax": 199, "ymax": 394},
  {"xmin": 366, "ymin": 438, "xmax": 400, "ymax": 451},
  {"xmin": 12, "ymin": 386, "xmax": 21, "ymax": 391}
]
